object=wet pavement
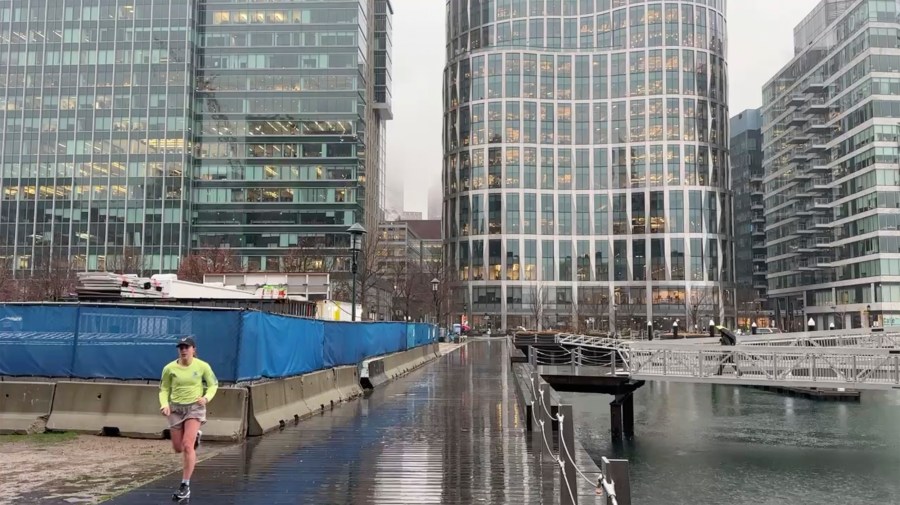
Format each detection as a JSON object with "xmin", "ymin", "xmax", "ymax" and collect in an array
[{"xmin": 107, "ymin": 339, "xmax": 602, "ymax": 504}]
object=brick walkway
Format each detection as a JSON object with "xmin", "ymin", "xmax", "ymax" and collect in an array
[{"xmin": 107, "ymin": 339, "xmax": 600, "ymax": 504}]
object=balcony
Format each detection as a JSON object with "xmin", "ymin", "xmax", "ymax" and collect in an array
[
  {"xmin": 788, "ymin": 93, "xmax": 808, "ymax": 107},
  {"xmin": 787, "ymin": 133, "xmax": 812, "ymax": 145},
  {"xmin": 803, "ymin": 80, "xmax": 828, "ymax": 94},
  {"xmin": 813, "ymin": 197, "xmax": 831, "ymax": 208},
  {"xmin": 787, "ymin": 112, "xmax": 809, "ymax": 127},
  {"xmin": 804, "ymin": 119, "xmax": 833, "ymax": 133},
  {"xmin": 810, "ymin": 163, "xmax": 830, "ymax": 172}
]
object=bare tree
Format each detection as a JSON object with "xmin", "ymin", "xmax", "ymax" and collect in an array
[
  {"xmin": 579, "ymin": 289, "xmax": 610, "ymax": 333},
  {"xmin": 177, "ymin": 247, "xmax": 239, "ymax": 283},
  {"xmin": 0, "ymin": 256, "xmax": 15, "ymax": 301},
  {"xmin": 23, "ymin": 256, "xmax": 76, "ymax": 301},
  {"xmin": 281, "ymin": 237, "xmax": 327, "ymax": 273},
  {"xmin": 527, "ymin": 282, "xmax": 547, "ymax": 331},
  {"xmin": 355, "ymin": 227, "xmax": 388, "ymax": 316},
  {"xmin": 104, "ymin": 247, "xmax": 148, "ymax": 275},
  {"xmin": 688, "ymin": 288, "xmax": 713, "ymax": 331}
]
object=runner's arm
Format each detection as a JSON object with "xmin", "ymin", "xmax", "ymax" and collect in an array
[
  {"xmin": 202, "ymin": 363, "xmax": 219, "ymax": 402},
  {"xmin": 158, "ymin": 365, "xmax": 171, "ymax": 409}
]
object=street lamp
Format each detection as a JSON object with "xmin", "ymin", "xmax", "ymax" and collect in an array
[
  {"xmin": 347, "ymin": 223, "xmax": 366, "ymax": 322},
  {"xmin": 431, "ymin": 277, "xmax": 439, "ymax": 325}
]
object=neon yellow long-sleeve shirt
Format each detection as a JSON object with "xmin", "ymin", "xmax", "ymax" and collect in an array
[{"xmin": 158, "ymin": 358, "xmax": 218, "ymax": 408}]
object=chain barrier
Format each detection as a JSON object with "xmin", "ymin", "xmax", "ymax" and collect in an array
[{"xmin": 531, "ymin": 375, "xmax": 620, "ymax": 505}]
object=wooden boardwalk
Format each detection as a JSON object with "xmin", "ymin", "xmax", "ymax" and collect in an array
[{"xmin": 106, "ymin": 338, "xmax": 602, "ymax": 504}]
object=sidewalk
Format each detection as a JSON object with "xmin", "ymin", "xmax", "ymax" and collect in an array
[{"xmin": 106, "ymin": 339, "xmax": 598, "ymax": 504}]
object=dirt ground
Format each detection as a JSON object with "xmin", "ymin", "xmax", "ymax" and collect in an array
[{"xmin": 0, "ymin": 433, "xmax": 231, "ymax": 504}]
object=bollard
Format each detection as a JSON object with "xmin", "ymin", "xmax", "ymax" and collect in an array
[
  {"xmin": 807, "ymin": 317, "xmax": 816, "ymax": 332},
  {"xmin": 750, "ymin": 322, "xmax": 757, "ymax": 335},
  {"xmin": 558, "ymin": 404, "xmax": 577, "ymax": 505},
  {"xmin": 708, "ymin": 319, "xmax": 715, "ymax": 339},
  {"xmin": 672, "ymin": 321, "xmax": 679, "ymax": 339},
  {"xmin": 601, "ymin": 457, "xmax": 632, "ymax": 505},
  {"xmin": 647, "ymin": 322, "xmax": 653, "ymax": 341}
]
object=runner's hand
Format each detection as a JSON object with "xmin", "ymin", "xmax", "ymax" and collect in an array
[
  {"xmin": 197, "ymin": 397, "xmax": 208, "ymax": 406},
  {"xmin": 161, "ymin": 406, "xmax": 170, "ymax": 416}
]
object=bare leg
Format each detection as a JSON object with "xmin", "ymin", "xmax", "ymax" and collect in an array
[
  {"xmin": 170, "ymin": 427, "xmax": 184, "ymax": 453},
  {"xmin": 180, "ymin": 419, "xmax": 201, "ymax": 481}
]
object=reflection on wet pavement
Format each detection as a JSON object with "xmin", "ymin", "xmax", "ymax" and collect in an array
[{"xmin": 107, "ymin": 339, "xmax": 597, "ymax": 504}]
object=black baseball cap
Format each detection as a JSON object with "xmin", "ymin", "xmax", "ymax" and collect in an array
[{"xmin": 176, "ymin": 337, "xmax": 196, "ymax": 348}]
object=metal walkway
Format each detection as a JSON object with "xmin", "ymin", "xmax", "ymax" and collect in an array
[
  {"xmin": 106, "ymin": 339, "xmax": 600, "ymax": 505},
  {"xmin": 535, "ymin": 331, "xmax": 900, "ymax": 391}
]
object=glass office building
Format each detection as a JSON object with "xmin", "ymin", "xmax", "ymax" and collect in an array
[
  {"xmin": 0, "ymin": 0, "xmax": 390, "ymax": 275},
  {"xmin": 0, "ymin": 0, "xmax": 195, "ymax": 272},
  {"xmin": 762, "ymin": 0, "xmax": 900, "ymax": 330},
  {"xmin": 443, "ymin": 0, "xmax": 734, "ymax": 332}
]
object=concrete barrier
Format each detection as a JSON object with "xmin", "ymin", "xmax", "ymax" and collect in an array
[
  {"xmin": 371, "ymin": 344, "xmax": 442, "ymax": 382},
  {"xmin": 202, "ymin": 387, "xmax": 248, "ymax": 442},
  {"xmin": 300, "ymin": 369, "xmax": 342, "ymax": 414},
  {"xmin": 47, "ymin": 381, "xmax": 165, "ymax": 438},
  {"xmin": 246, "ymin": 376, "xmax": 311, "ymax": 437},
  {"xmin": 0, "ymin": 382, "xmax": 56, "ymax": 434},
  {"xmin": 333, "ymin": 366, "xmax": 363, "ymax": 401},
  {"xmin": 360, "ymin": 359, "xmax": 387, "ymax": 389},
  {"xmin": 47, "ymin": 382, "xmax": 247, "ymax": 441}
]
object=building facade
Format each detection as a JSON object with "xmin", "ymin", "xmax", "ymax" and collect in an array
[
  {"xmin": 762, "ymin": 0, "xmax": 900, "ymax": 330},
  {"xmin": 443, "ymin": 0, "xmax": 734, "ymax": 333},
  {"xmin": 0, "ymin": 0, "xmax": 391, "ymax": 275},
  {"xmin": 730, "ymin": 108, "xmax": 770, "ymax": 328},
  {"xmin": 378, "ymin": 219, "xmax": 442, "ymax": 321}
]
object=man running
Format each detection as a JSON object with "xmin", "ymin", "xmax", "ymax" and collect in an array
[{"xmin": 159, "ymin": 336, "xmax": 218, "ymax": 500}]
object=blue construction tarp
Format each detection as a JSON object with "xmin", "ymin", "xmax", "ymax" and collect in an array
[
  {"xmin": 237, "ymin": 311, "xmax": 324, "ymax": 381},
  {"xmin": 0, "ymin": 303, "xmax": 438, "ymax": 382},
  {"xmin": 0, "ymin": 305, "xmax": 79, "ymax": 377},
  {"xmin": 323, "ymin": 321, "xmax": 408, "ymax": 368}
]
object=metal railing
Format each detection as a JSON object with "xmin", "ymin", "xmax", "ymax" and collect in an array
[
  {"xmin": 529, "ymin": 370, "xmax": 630, "ymax": 505},
  {"xmin": 531, "ymin": 333, "xmax": 900, "ymax": 390}
]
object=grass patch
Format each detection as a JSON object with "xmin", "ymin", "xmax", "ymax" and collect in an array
[{"xmin": 0, "ymin": 431, "xmax": 79, "ymax": 444}]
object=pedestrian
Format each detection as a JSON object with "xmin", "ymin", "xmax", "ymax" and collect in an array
[{"xmin": 159, "ymin": 336, "xmax": 218, "ymax": 501}]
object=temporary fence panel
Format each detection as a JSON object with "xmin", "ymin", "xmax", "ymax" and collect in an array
[
  {"xmin": 71, "ymin": 306, "xmax": 242, "ymax": 381},
  {"xmin": 237, "ymin": 312, "xmax": 325, "ymax": 381},
  {"xmin": 0, "ymin": 305, "xmax": 79, "ymax": 377},
  {"xmin": 323, "ymin": 321, "xmax": 407, "ymax": 368}
]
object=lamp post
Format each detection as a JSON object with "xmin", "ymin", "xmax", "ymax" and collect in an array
[
  {"xmin": 431, "ymin": 277, "xmax": 439, "ymax": 325},
  {"xmin": 347, "ymin": 223, "xmax": 366, "ymax": 322}
]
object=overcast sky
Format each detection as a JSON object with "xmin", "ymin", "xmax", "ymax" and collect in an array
[{"xmin": 385, "ymin": 0, "xmax": 823, "ymax": 216}]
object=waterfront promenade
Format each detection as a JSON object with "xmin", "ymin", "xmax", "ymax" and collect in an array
[{"xmin": 107, "ymin": 338, "xmax": 601, "ymax": 504}]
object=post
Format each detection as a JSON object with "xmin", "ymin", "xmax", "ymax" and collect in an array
[
  {"xmin": 622, "ymin": 393, "xmax": 634, "ymax": 438},
  {"xmin": 647, "ymin": 321, "xmax": 653, "ymax": 341},
  {"xmin": 672, "ymin": 320, "xmax": 679, "ymax": 339},
  {"xmin": 609, "ymin": 398, "xmax": 623, "ymax": 440},
  {"xmin": 531, "ymin": 371, "xmax": 541, "ymax": 435},
  {"xmin": 601, "ymin": 457, "xmax": 632, "ymax": 505},
  {"xmin": 540, "ymin": 380, "xmax": 551, "ymax": 460},
  {"xmin": 558, "ymin": 404, "xmax": 577, "ymax": 505},
  {"xmin": 351, "ymin": 251, "xmax": 358, "ymax": 322},
  {"xmin": 708, "ymin": 319, "xmax": 715, "ymax": 339},
  {"xmin": 750, "ymin": 321, "xmax": 757, "ymax": 335}
]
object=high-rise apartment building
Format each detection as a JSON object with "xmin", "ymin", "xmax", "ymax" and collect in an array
[
  {"xmin": 0, "ymin": 0, "xmax": 391, "ymax": 274},
  {"xmin": 730, "ymin": 109, "xmax": 770, "ymax": 328},
  {"xmin": 762, "ymin": 0, "xmax": 900, "ymax": 330},
  {"xmin": 443, "ymin": 0, "xmax": 734, "ymax": 332}
]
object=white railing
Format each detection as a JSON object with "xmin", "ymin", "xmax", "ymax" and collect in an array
[
  {"xmin": 532, "ymin": 339, "xmax": 900, "ymax": 390},
  {"xmin": 740, "ymin": 332, "xmax": 900, "ymax": 349}
]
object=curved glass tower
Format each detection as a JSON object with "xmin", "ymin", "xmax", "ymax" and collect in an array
[{"xmin": 443, "ymin": 0, "xmax": 734, "ymax": 333}]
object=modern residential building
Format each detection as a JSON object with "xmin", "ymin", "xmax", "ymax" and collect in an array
[
  {"xmin": 0, "ymin": 0, "xmax": 391, "ymax": 275},
  {"xmin": 443, "ymin": 0, "xmax": 734, "ymax": 332},
  {"xmin": 730, "ymin": 109, "xmax": 770, "ymax": 328},
  {"xmin": 762, "ymin": 0, "xmax": 900, "ymax": 330}
]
